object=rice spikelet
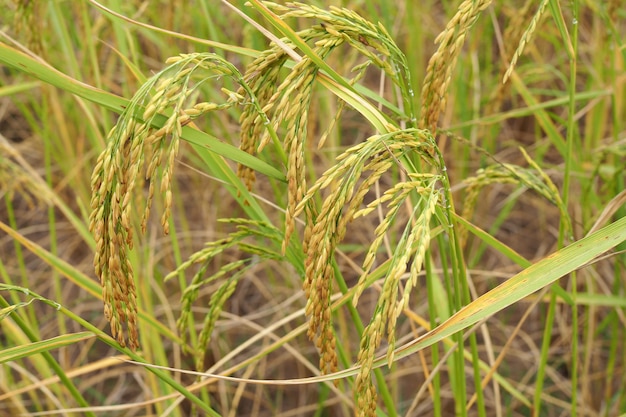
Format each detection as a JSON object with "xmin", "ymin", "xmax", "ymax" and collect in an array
[
  {"xmin": 89, "ymin": 53, "xmax": 253, "ymax": 349},
  {"xmin": 420, "ymin": 0, "xmax": 493, "ymax": 132}
]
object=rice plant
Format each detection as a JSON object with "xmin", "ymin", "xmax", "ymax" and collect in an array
[{"xmin": 1, "ymin": 1, "xmax": 625, "ymax": 416}]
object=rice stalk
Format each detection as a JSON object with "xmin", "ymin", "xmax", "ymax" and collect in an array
[
  {"xmin": 420, "ymin": 0, "xmax": 492, "ymax": 132},
  {"xmin": 239, "ymin": 2, "xmax": 419, "ymax": 260},
  {"xmin": 295, "ymin": 128, "xmax": 437, "ymax": 380},
  {"xmin": 89, "ymin": 53, "xmax": 260, "ymax": 349},
  {"xmin": 165, "ymin": 219, "xmax": 283, "ymax": 369},
  {"xmin": 276, "ymin": 39, "xmax": 341, "ymax": 256},
  {"xmin": 237, "ymin": 47, "xmax": 286, "ymax": 191},
  {"xmin": 460, "ymin": 147, "xmax": 569, "ymax": 247},
  {"xmin": 352, "ymin": 176, "xmax": 440, "ymax": 417},
  {"xmin": 86, "ymin": 3, "xmax": 452, "ymax": 413},
  {"xmin": 480, "ymin": 0, "xmax": 536, "ymax": 135},
  {"xmin": 238, "ymin": 26, "xmax": 338, "ymax": 258},
  {"xmin": 502, "ymin": 0, "xmax": 550, "ymax": 84},
  {"xmin": 268, "ymin": 2, "xmax": 417, "ymax": 123}
]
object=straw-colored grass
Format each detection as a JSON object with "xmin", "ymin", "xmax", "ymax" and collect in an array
[{"xmin": 1, "ymin": 1, "xmax": 625, "ymax": 416}]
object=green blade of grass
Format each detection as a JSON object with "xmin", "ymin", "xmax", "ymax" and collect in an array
[
  {"xmin": 0, "ymin": 220, "xmax": 181, "ymax": 344},
  {"xmin": 156, "ymin": 215, "xmax": 626, "ymax": 393},
  {"xmin": 387, "ymin": 215, "xmax": 626, "ymax": 366},
  {"xmin": 0, "ymin": 42, "xmax": 285, "ymax": 183},
  {"xmin": 0, "ymin": 332, "xmax": 95, "ymax": 364},
  {"xmin": 448, "ymin": 89, "xmax": 611, "ymax": 131},
  {"xmin": 453, "ymin": 213, "xmax": 531, "ymax": 268},
  {"xmin": 200, "ymin": 214, "xmax": 626, "ymax": 384},
  {"xmin": 0, "ymin": 81, "xmax": 42, "ymax": 96},
  {"xmin": 0, "ymin": 224, "xmax": 220, "ymax": 416},
  {"xmin": 88, "ymin": 0, "xmax": 259, "ymax": 59}
]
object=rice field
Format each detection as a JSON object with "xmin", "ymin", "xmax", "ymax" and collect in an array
[{"xmin": 0, "ymin": 1, "xmax": 625, "ymax": 416}]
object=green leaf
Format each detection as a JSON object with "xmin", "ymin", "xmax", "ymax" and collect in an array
[
  {"xmin": 263, "ymin": 215, "xmax": 626, "ymax": 384},
  {"xmin": 0, "ymin": 332, "xmax": 95, "ymax": 364},
  {"xmin": 0, "ymin": 42, "xmax": 285, "ymax": 182},
  {"xmin": 390, "ymin": 215, "xmax": 626, "ymax": 365}
]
